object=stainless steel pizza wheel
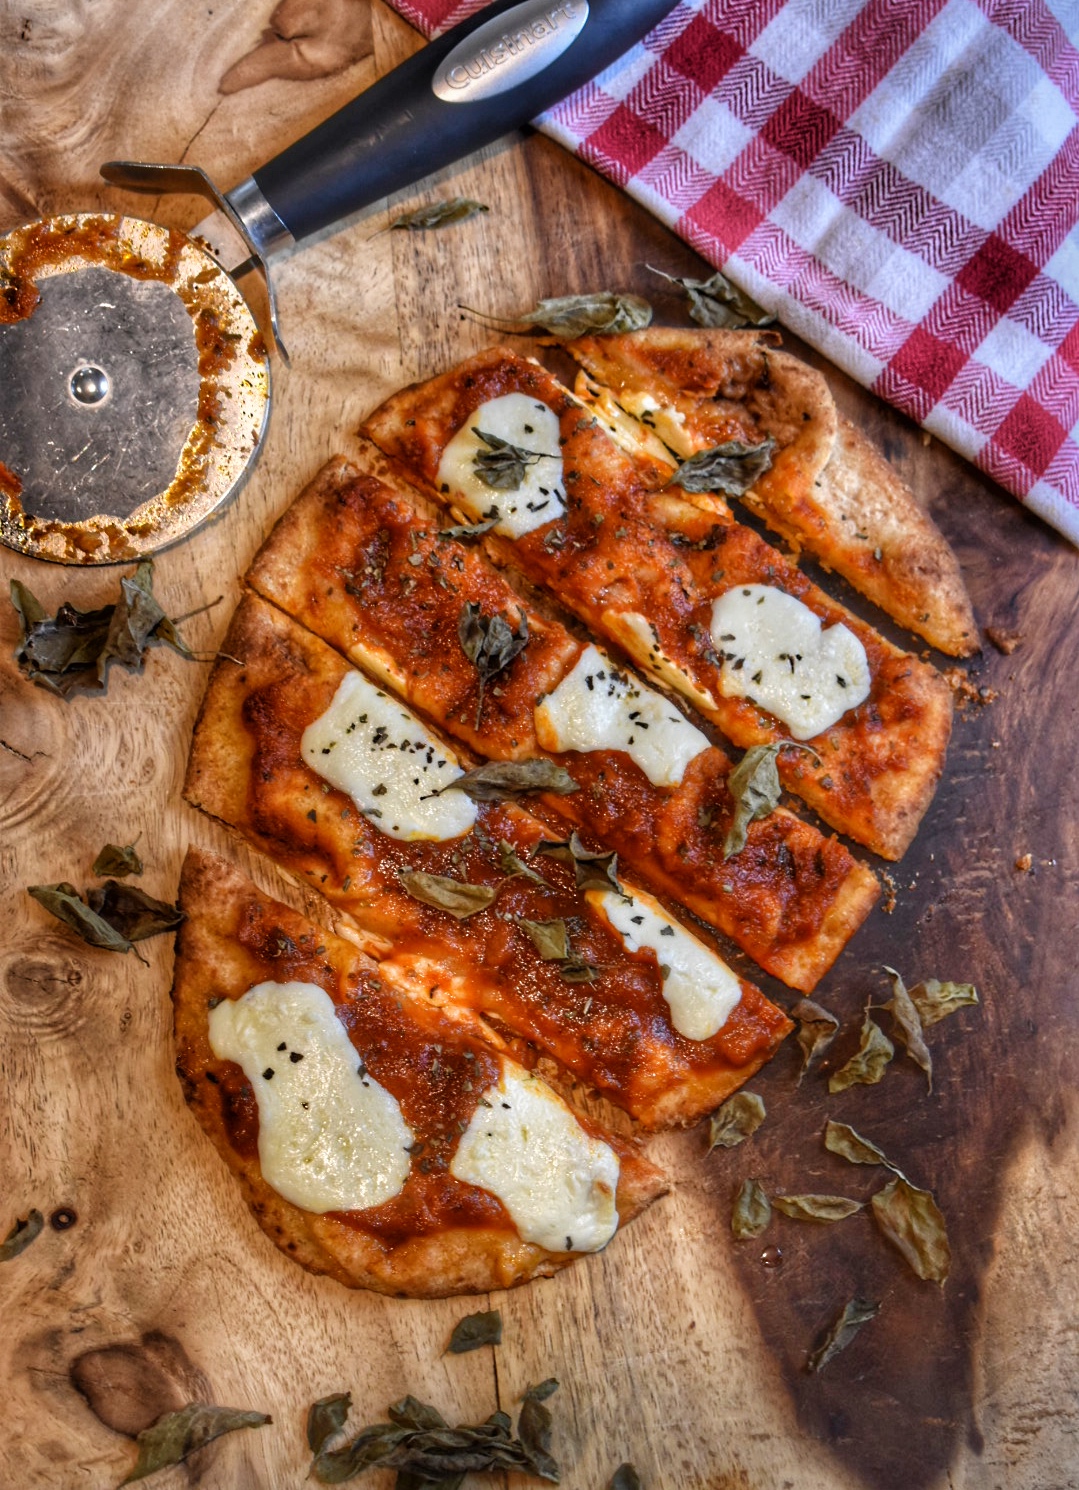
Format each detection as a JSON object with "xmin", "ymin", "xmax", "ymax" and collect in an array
[{"xmin": 0, "ymin": 0, "xmax": 676, "ymax": 565}]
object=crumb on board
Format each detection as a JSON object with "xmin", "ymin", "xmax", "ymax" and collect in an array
[
  {"xmin": 943, "ymin": 668, "xmax": 998, "ymax": 710},
  {"xmin": 879, "ymin": 870, "xmax": 898, "ymax": 914},
  {"xmin": 1014, "ymin": 853, "xmax": 1033, "ymax": 873},
  {"xmin": 985, "ymin": 626, "xmax": 1023, "ymax": 655}
]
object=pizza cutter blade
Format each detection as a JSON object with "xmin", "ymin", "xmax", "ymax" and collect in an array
[{"xmin": 0, "ymin": 0, "xmax": 677, "ymax": 566}]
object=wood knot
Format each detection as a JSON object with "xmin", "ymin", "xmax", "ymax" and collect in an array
[
  {"xmin": 70, "ymin": 1331, "xmax": 211, "ymax": 1437},
  {"xmin": 2, "ymin": 948, "xmax": 90, "ymax": 1040}
]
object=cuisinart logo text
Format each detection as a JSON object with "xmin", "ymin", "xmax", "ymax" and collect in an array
[{"xmin": 432, "ymin": 1, "xmax": 590, "ymax": 103}]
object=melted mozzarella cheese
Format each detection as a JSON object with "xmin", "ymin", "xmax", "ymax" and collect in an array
[
  {"xmin": 450, "ymin": 1063, "xmax": 620, "ymax": 1253},
  {"xmin": 709, "ymin": 584, "xmax": 870, "ymax": 740},
  {"xmin": 208, "ymin": 981, "xmax": 413, "ymax": 1214},
  {"xmin": 616, "ymin": 388, "xmax": 690, "ymax": 453},
  {"xmin": 435, "ymin": 393, "xmax": 566, "ymax": 538},
  {"xmin": 301, "ymin": 670, "xmax": 476, "ymax": 841},
  {"xmin": 534, "ymin": 645, "xmax": 709, "ymax": 788},
  {"xmin": 587, "ymin": 886, "xmax": 743, "ymax": 1041}
]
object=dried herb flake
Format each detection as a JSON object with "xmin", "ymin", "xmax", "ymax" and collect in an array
[
  {"xmin": 828, "ymin": 1005, "xmax": 894, "ymax": 1093},
  {"xmin": 447, "ymin": 1309, "xmax": 502, "ymax": 1354},
  {"xmin": 871, "ymin": 1175, "xmax": 950, "ymax": 1284},
  {"xmin": 669, "ymin": 439, "xmax": 777, "ymax": 498},
  {"xmin": 806, "ymin": 1298, "xmax": 880, "ymax": 1374},
  {"xmin": 791, "ymin": 997, "xmax": 839, "ymax": 1084},
  {"xmin": 398, "ymin": 871, "xmax": 499, "ymax": 920},
  {"xmin": 707, "ymin": 1091, "xmax": 765, "ymax": 1150},
  {"xmin": 121, "ymin": 1402, "xmax": 270, "ymax": 1484},
  {"xmin": 724, "ymin": 742, "xmax": 816, "ymax": 858},
  {"xmin": 390, "ymin": 197, "xmax": 488, "ymax": 231},
  {"xmin": 647, "ymin": 264, "xmax": 775, "ymax": 329},
  {"xmin": 307, "ymin": 1393, "xmax": 353, "ymax": 1455},
  {"xmin": 440, "ymin": 758, "xmax": 579, "ymax": 802},
  {"xmin": 907, "ymin": 977, "xmax": 979, "ymax": 1027},
  {"xmin": 91, "ymin": 842, "xmax": 144, "ymax": 878},
  {"xmin": 517, "ymin": 291, "xmax": 652, "ymax": 339},
  {"xmin": 458, "ymin": 602, "xmax": 529, "ymax": 727},
  {"xmin": 772, "ymin": 1194, "xmax": 864, "ymax": 1223},
  {"xmin": 731, "ymin": 1178, "xmax": 771, "ymax": 1239}
]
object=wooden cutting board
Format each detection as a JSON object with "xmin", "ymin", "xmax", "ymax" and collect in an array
[{"xmin": 2, "ymin": 4, "xmax": 1078, "ymax": 1487}]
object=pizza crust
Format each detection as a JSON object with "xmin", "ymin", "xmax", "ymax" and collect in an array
[
  {"xmin": 567, "ymin": 329, "xmax": 977, "ymax": 657},
  {"xmin": 173, "ymin": 847, "xmax": 667, "ymax": 1296}
]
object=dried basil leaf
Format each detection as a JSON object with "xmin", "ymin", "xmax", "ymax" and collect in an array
[
  {"xmin": 828, "ymin": 1006, "xmax": 894, "ymax": 1093},
  {"xmin": 440, "ymin": 758, "xmax": 579, "ymax": 802},
  {"xmin": 824, "ymin": 1120, "xmax": 901, "ymax": 1174},
  {"xmin": 515, "ymin": 917, "xmax": 570, "ymax": 961},
  {"xmin": 497, "ymin": 840, "xmax": 549, "ymax": 886},
  {"xmin": 707, "ymin": 1091, "xmax": 765, "ymax": 1150},
  {"xmin": 312, "ymin": 1422, "xmax": 414, "ymax": 1482},
  {"xmin": 311, "ymin": 1390, "xmax": 559, "ymax": 1485},
  {"xmin": 517, "ymin": 1381, "xmax": 556, "ymax": 1476},
  {"xmin": 458, "ymin": 602, "xmax": 529, "ymax": 726},
  {"xmin": 398, "ymin": 871, "xmax": 499, "ymax": 920},
  {"xmin": 609, "ymin": 1465, "xmax": 643, "ymax": 1490},
  {"xmin": 907, "ymin": 977, "xmax": 979, "ymax": 1027},
  {"xmin": 91, "ymin": 842, "xmax": 143, "ymax": 878},
  {"xmin": 438, "ymin": 516, "xmax": 500, "ymax": 543},
  {"xmin": 308, "ymin": 1393, "xmax": 353, "ymax": 1454},
  {"xmin": 1, "ymin": 1208, "xmax": 44, "ymax": 1261},
  {"xmin": 791, "ymin": 997, "xmax": 839, "ymax": 1084},
  {"xmin": 731, "ymin": 1178, "xmax": 771, "ymax": 1239},
  {"xmin": 447, "ymin": 1309, "xmax": 502, "ymax": 1354},
  {"xmin": 669, "ymin": 438, "xmax": 777, "ymax": 498},
  {"xmin": 871, "ymin": 1175, "xmax": 951, "ymax": 1284},
  {"xmin": 539, "ymin": 830, "xmax": 620, "ymax": 893},
  {"xmin": 514, "ymin": 917, "xmax": 596, "ymax": 983},
  {"xmin": 391, "ymin": 197, "xmax": 488, "ymax": 231},
  {"xmin": 806, "ymin": 1298, "xmax": 880, "ymax": 1374},
  {"xmin": 28, "ymin": 883, "xmax": 134, "ymax": 954},
  {"xmin": 722, "ymin": 742, "xmax": 816, "ymax": 857},
  {"xmin": 878, "ymin": 966, "xmax": 934, "ymax": 1091},
  {"xmin": 10, "ymin": 564, "xmax": 192, "ymax": 699},
  {"xmin": 121, "ymin": 1402, "xmax": 270, "ymax": 1484},
  {"xmin": 647, "ymin": 264, "xmax": 775, "ymax": 329},
  {"xmin": 471, "ymin": 430, "xmax": 547, "ymax": 492},
  {"xmin": 388, "ymin": 1397, "xmax": 450, "ymax": 1432},
  {"xmin": 523, "ymin": 1378, "xmax": 559, "ymax": 1403},
  {"xmin": 85, "ymin": 881, "xmax": 184, "ymax": 942},
  {"xmin": 772, "ymin": 1194, "xmax": 864, "ymax": 1223},
  {"xmin": 517, "ymin": 291, "xmax": 653, "ymax": 339}
]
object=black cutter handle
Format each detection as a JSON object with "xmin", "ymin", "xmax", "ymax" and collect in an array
[{"xmin": 250, "ymin": 0, "xmax": 676, "ymax": 245}]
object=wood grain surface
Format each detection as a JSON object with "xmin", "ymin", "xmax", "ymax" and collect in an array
[{"xmin": 2, "ymin": 4, "xmax": 1078, "ymax": 1488}]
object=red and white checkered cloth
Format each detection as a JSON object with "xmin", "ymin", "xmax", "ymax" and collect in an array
[{"xmin": 389, "ymin": 0, "xmax": 1079, "ymax": 545}]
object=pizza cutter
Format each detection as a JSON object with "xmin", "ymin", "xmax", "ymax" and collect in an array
[{"xmin": 0, "ymin": 0, "xmax": 675, "ymax": 565}]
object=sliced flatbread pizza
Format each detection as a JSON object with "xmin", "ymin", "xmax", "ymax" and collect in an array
[
  {"xmin": 186, "ymin": 594, "xmax": 793, "ymax": 1126},
  {"xmin": 362, "ymin": 348, "xmax": 954, "ymax": 860},
  {"xmin": 173, "ymin": 847, "xmax": 667, "ymax": 1295},
  {"xmin": 245, "ymin": 452, "xmax": 879, "ymax": 991},
  {"xmin": 567, "ymin": 327, "xmax": 977, "ymax": 658}
]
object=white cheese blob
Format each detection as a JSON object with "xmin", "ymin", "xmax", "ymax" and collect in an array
[
  {"xmin": 616, "ymin": 388, "xmax": 690, "ymax": 452},
  {"xmin": 301, "ymin": 670, "xmax": 476, "ymax": 841},
  {"xmin": 587, "ymin": 887, "xmax": 743, "ymax": 1042},
  {"xmin": 435, "ymin": 393, "xmax": 566, "ymax": 538},
  {"xmin": 208, "ymin": 981, "xmax": 413, "ymax": 1214},
  {"xmin": 709, "ymin": 584, "xmax": 871, "ymax": 740},
  {"xmin": 450, "ymin": 1063, "xmax": 620, "ymax": 1253},
  {"xmin": 534, "ymin": 644, "xmax": 709, "ymax": 788}
]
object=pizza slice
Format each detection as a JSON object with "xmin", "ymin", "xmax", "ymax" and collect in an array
[
  {"xmin": 173, "ymin": 847, "xmax": 667, "ymax": 1295},
  {"xmin": 244, "ymin": 453, "xmax": 879, "ymax": 991},
  {"xmin": 186, "ymin": 593, "xmax": 794, "ymax": 1127},
  {"xmin": 361, "ymin": 347, "xmax": 954, "ymax": 861},
  {"xmin": 566, "ymin": 327, "xmax": 977, "ymax": 658}
]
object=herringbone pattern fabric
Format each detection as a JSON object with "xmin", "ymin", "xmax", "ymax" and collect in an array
[{"xmin": 392, "ymin": 0, "xmax": 1079, "ymax": 544}]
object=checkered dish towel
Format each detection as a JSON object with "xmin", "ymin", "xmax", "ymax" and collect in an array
[{"xmin": 390, "ymin": 0, "xmax": 1079, "ymax": 545}]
